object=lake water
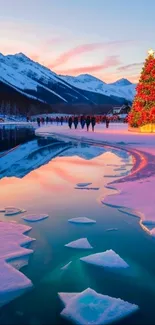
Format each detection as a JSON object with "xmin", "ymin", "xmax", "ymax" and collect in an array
[{"xmin": 0, "ymin": 127, "xmax": 155, "ymax": 325}]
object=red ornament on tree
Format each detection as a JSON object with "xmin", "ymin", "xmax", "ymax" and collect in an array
[{"xmin": 128, "ymin": 49, "xmax": 155, "ymax": 127}]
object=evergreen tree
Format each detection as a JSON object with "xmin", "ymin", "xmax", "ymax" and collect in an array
[{"xmin": 128, "ymin": 50, "xmax": 155, "ymax": 127}]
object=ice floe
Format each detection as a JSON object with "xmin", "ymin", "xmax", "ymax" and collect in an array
[
  {"xmin": 5, "ymin": 207, "xmax": 25, "ymax": 216},
  {"xmin": 0, "ymin": 221, "xmax": 34, "ymax": 307},
  {"xmin": 61, "ymin": 261, "xmax": 72, "ymax": 270},
  {"xmin": 76, "ymin": 182, "xmax": 92, "ymax": 187},
  {"xmin": 80, "ymin": 249, "xmax": 129, "ymax": 269},
  {"xmin": 65, "ymin": 238, "xmax": 93, "ymax": 249},
  {"xmin": 106, "ymin": 228, "xmax": 118, "ymax": 232},
  {"xmin": 68, "ymin": 217, "xmax": 96, "ymax": 224},
  {"xmin": 59, "ymin": 288, "xmax": 138, "ymax": 325},
  {"xmin": 74, "ymin": 187, "xmax": 99, "ymax": 190},
  {"xmin": 22, "ymin": 214, "xmax": 49, "ymax": 222}
]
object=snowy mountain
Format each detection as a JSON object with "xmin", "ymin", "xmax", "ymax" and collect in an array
[
  {"xmin": 0, "ymin": 52, "xmax": 136, "ymax": 115},
  {"xmin": 60, "ymin": 74, "xmax": 136, "ymax": 102}
]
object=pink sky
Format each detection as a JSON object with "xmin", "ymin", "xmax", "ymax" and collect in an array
[{"xmin": 0, "ymin": 0, "xmax": 154, "ymax": 83}]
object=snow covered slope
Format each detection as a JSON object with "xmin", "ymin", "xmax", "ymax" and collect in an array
[
  {"xmin": 0, "ymin": 52, "xmax": 136, "ymax": 105},
  {"xmin": 0, "ymin": 53, "xmax": 94, "ymax": 105},
  {"xmin": 60, "ymin": 74, "xmax": 136, "ymax": 102}
]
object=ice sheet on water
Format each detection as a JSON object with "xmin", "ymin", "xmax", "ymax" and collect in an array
[
  {"xmin": 74, "ymin": 187, "xmax": 99, "ymax": 190},
  {"xmin": 0, "ymin": 208, "xmax": 5, "ymax": 212},
  {"xmin": 76, "ymin": 183, "xmax": 92, "ymax": 187},
  {"xmin": 68, "ymin": 217, "xmax": 96, "ymax": 224},
  {"xmin": 61, "ymin": 261, "xmax": 72, "ymax": 271},
  {"xmin": 106, "ymin": 228, "xmax": 118, "ymax": 232},
  {"xmin": 0, "ymin": 221, "xmax": 34, "ymax": 307},
  {"xmin": 5, "ymin": 207, "xmax": 25, "ymax": 216},
  {"xmin": 22, "ymin": 214, "xmax": 49, "ymax": 222},
  {"xmin": 59, "ymin": 288, "xmax": 138, "ymax": 325},
  {"xmin": 65, "ymin": 238, "xmax": 93, "ymax": 249},
  {"xmin": 80, "ymin": 249, "xmax": 129, "ymax": 269}
]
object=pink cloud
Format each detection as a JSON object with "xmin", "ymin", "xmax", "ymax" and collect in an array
[
  {"xmin": 55, "ymin": 55, "xmax": 121, "ymax": 75},
  {"xmin": 118, "ymin": 62, "xmax": 143, "ymax": 72},
  {"xmin": 49, "ymin": 40, "xmax": 133, "ymax": 68}
]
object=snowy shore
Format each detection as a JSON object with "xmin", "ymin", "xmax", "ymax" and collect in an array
[{"xmin": 36, "ymin": 123, "xmax": 155, "ymax": 230}]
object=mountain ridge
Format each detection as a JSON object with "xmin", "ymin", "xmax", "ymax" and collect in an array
[{"xmin": 0, "ymin": 52, "xmax": 136, "ymax": 115}]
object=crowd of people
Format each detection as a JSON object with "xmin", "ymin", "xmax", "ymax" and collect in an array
[{"xmin": 27, "ymin": 115, "xmax": 111, "ymax": 131}]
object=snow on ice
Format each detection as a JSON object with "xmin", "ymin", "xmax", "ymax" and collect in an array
[
  {"xmin": 65, "ymin": 238, "xmax": 93, "ymax": 249},
  {"xmin": 5, "ymin": 207, "xmax": 25, "ymax": 216},
  {"xmin": 58, "ymin": 288, "xmax": 138, "ymax": 325},
  {"xmin": 80, "ymin": 249, "xmax": 129, "ymax": 269},
  {"xmin": 68, "ymin": 217, "xmax": 96, "ymax": 224},
  {"xmin": 76, "ymin": 183, "xmax": 92, "ymax": 187},
  {"xmin": 22, "ymin": 214, "xmax": 49, "ymax": 222},
  {"xmin": 0, "ymin": 221, "xmax": 34, "ymax": 307}
]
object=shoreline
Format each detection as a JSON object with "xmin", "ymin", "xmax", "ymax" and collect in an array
[{"xmin": 35, "ymin": 124, "xmax": 155, "ymax": 233}]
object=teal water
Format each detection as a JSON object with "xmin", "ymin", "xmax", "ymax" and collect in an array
[{"xmin": 0, "ymin": 143, "xmax": 155, "ymax": 324}]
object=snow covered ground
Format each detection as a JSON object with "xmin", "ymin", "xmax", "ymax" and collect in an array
[{"xmin": 36, "ymin": 123, "xmax": 155, "ymax": 231}]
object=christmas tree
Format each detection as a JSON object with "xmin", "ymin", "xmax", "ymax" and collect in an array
[{"xmin": 128, "ymin": 49, "xmax": 155, "ymax": 128}]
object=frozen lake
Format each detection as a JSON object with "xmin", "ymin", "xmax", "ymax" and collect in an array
[{"xmin": 0, "ymin": 127, "xmax": 155, "ymax": 324}]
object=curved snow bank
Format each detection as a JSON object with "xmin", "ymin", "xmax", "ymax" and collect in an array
[
  {"xmin": 0, "ymin": 221, "xmax": 34, "ymax": 307},
  {"xmin": 22, "ymin": 214, "xmax": 49, "ymax": 222},
  {"xmin": 103, "ymin": 176, "xmax": 155, "ymax": 229},
  {"xmin": 65, "ymin": 238, "xmax": 93, "ymax": 249},
  {"xmin": 59, "ymin": 288, "xmax": 138, "ymax": 325},
  {"xmin": 80, "ymin": 249, "xmax": 129, "ymax": 269}
]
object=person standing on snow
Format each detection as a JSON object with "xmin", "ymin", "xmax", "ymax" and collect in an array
[
  {"xmin": 74, "ymin": 116, "xmax": 78, "ymax": 129},
  {"xmin": 91, "ymin": 116, "xmax": 96, "ymax": 131},
  {"xmin": 68, "ymin": 116, "xmax": 72, "ymax": 129},
  {"xmin": 86, "ymin": 116, "xmax": 91, "ymax": 131}
]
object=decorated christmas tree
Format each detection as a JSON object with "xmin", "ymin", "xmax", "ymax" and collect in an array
[{"xmin": 128, "ymin": 49, "xmax": 155, "ymax": 128}]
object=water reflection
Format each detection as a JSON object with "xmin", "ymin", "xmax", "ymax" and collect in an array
[
  {"xmin": 0, "ymin": 124, "xmax": 35, "ymax": 152},
  {"xmin": 0, "ymin": 144, "xmax": 132, "ymax": 212}
]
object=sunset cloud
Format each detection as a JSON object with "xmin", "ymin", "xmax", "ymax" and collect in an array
[
  {"xmin": 49, "ymin": 40, "xmax": 133, "ymax": 68},
  {"xmin": 118, "ymin": 62, "xmax": 143, "ymax": 72},
  {"xmin": 55, "ymin": 55, "xmax": 121, "ymax": 75}
]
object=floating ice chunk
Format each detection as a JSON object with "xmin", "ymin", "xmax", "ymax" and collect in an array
[
  {"xmin": 0, "ymin": 261, "xmax": 32, "ymax": 307},
  {"xmin": 5, "ymin": 207, "xmax": 25, "ymax": 216},
  {"xmin": 106, "ymin": 228, "xmax": 118, "ymax": 232},
  {"xmin": 76, "ymin": 183, "xmax": 92, "ymax": 187},
  {"xmin": 61, "ymin": 261, "xmax": 72, "ymax": 270},
  {"xmin": 75, "ymin": 187, "xmax": 99, "ymax": 191},
  {"xmin": 0, "ymin": 208, "xmax": 5, "ymax": 212},
  {"xmin": 68, "ymin": 217, "xmax": 96, "ymax": 224},
  {"xmin": 80, "ymin": 249, "xmax": 129, "ymax": 269},
  {"xmin": 65, "ymin": 238, "xmax": 93, "ymax": 249},
  {"xmin": 22, "ymin": 214, "xmax": 49, "ymax": 222},
  {"xmin": 59, "ymin": 288, "xmax": 138, "ymax": 325},
  {"xmin": 0, "ymin": 221, "xmax": 34, "ymax": 307},
  {"xmin": 58, "ymin": 292, "xmax": 77, "ymax": 305}
]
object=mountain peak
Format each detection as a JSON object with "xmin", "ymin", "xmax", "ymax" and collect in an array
[
  {"xmin": 109, "ymin": 78, "xmax": 132, "ymax": 86},
  {"xmin": 13, "ymin": 52, "xmax": 30, "ymax": 61}
]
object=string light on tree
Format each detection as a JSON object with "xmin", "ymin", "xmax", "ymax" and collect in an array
[{"xmin": 128, "ymin": 48, "xmax": 155, "ymax": 128}]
